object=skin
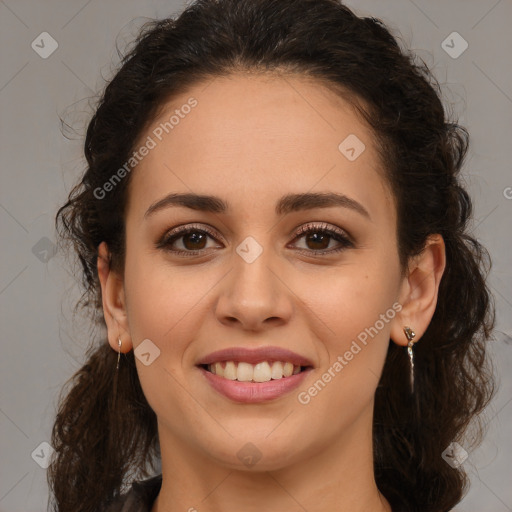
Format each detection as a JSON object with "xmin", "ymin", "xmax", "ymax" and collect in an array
[{"xmin": 97, "ymin": 72, "xmax": 445, "ymax": 512}]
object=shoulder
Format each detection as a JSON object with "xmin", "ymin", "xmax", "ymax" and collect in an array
[{"xmin": 102, "ymin": 474, "xmax": 163, "ymax": 512}]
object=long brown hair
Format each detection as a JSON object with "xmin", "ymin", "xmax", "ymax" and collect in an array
[{"xmin": 49, "ymin": 1, "xmax": 496, "ymax": 511}]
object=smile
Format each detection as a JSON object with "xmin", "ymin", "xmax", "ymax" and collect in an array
[
  {"xmin": 196, "ymin": 346, "xmax": 314, "ymax": 402},
  {"xmin": 204, "ymin": 360, "xmax": 306, "ymax": 382}
]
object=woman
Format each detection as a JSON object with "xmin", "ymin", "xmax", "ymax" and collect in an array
[{"xmin": 48, "ymin": 0, "xmax": 496, "ymax": 511}]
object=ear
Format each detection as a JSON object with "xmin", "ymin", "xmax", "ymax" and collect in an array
[
  {"xmin": 97, "ymin": 241, "xmax": 133, "ymax": 353},
  {"xmin": 390, "ymin": 234, "xmax": 446, "ymax": 347}
]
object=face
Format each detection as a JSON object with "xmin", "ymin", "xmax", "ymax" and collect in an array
[{"xmin": 114, "ymin": 73, "xmax": 406, "ymax": 470}]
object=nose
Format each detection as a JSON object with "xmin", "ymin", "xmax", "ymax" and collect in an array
[{"xmin": 214, "ymin": 248, "xmax": 294, "ymax": 332}]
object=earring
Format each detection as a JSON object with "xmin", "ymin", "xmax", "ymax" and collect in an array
[
  {"xmin": 403, "ymin": 326, "xmax": 416, "ymax": 393},
  {"xmin": 116, "ymin": 337, "xmax": 122, "ymax": 371},
  {"xmin": 112, "ymin": 337, "xmax": 122, "ymax": 410}
]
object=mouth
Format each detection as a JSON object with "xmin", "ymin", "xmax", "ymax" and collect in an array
[
  {"xmin": 196, "ymin": 346, "xmax": 314, "ymax": 403},
  {"xmin": 199, "ymin": 361, "xmax": 313, "ymax": 382}
]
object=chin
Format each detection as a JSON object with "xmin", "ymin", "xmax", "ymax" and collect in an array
[{"xmin": 197, "ymin": 434, "xmax": 309, "ymax": 472}]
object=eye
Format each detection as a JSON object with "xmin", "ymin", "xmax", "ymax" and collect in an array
[
  {"xmin": 289, "ymin": 222, "xmax": 354, "ymax": 255},
  {"xmin": 157, "ymin": 221, "xmax": 354, "ymax": 257},
  {"xmin": 156, "ymin": 223, "xmax": 222, "ymax": 256}
]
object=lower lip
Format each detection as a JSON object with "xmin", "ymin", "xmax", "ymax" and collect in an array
[{"xmin": 199, "ymin": 366, "xmax": 311, "ymax": 403}]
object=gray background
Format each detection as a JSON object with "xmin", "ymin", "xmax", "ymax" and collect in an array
[{"xmin": 0, "ymin": 0, "xmax": 511, "ymax": 510}]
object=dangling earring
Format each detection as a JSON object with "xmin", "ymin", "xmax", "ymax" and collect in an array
[
  {"xmin": 403, "ymin": 326, "xmax": 416, "ymax": 393},
  {"xmin": 112, "ymin": 337, "xmax": 122, "ymax": 410},
  {"xmin": 116, "ymin": 337, "xmax": 122, "ymax": 370}
]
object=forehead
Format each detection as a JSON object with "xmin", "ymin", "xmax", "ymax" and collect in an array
[{"xmin": 127, "ymin": 72, "xmax": 394, "ymax": 222}]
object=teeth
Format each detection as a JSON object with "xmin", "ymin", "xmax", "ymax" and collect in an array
[
  {"xmin": 237, "ymin": 362, "xmax": 253, "ymax": 382},
  {"xmin": 253, "ymin": 362, "xmax": 271, "ymax": 382},
  {"xmin": 283, "ymin": 362, "xmax": 293, "ymax": 377},
  {"xmin": 206, "ymin": 361, "xmax": 303, "ymax": 382},
  {"xmin": 214, "ymin": 362, "xmax": 224, "ymax": 377},
  {"xmin": 224, "ymin": 361, "xmax": 237, "ymax": 380},
  {"xmin": 270, "ymin": 361, "xmax": 283, "ymax": 380}
]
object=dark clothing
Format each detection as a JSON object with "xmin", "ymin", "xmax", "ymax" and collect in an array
[
  {"xmin": 104, "ymin": 474, "xmax": 162, "ymax": 512},
  {"xmin": 104, "ymin": 474, "xmax": 415, "ymax": 511}
]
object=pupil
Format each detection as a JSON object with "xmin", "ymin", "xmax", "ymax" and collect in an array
[
  {"xmin": 306, "ymin": 232, "xmax": 329, "ymax": 250},
  {"xmin": 184, "ymin": 232, "xmax": 206, "ymax": 250}
]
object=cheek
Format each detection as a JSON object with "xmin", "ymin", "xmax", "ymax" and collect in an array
[
  {"xmin": 125, "ymin": 248, "xmax": 202, "ymax": 332},
  {"xmin": 123, "ymin": 250, "xmax": 213, "ymax": 355},
  {"xmin": 292, "ymin": 264, "xmax": 399, "ymax": 427},
  {"xmin": 292, "ymin": 254, "xmax": 400, "ymax": 401},
  {"xmin": 123, "ymin": 253, "xmax": 213, "ymax": 416},
  {"xmin": 294, "ymin": 259, "xmax": 399, "ymax": 343}
]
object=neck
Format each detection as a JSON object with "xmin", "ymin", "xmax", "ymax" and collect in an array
[{"xmin": 151, "ymin": 405, "xmax": 391, "ymax": 512}]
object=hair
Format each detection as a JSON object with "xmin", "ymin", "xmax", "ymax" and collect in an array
[{"xmin": 49, "ymin": 1, "xmax": 496, "ymax": 511}]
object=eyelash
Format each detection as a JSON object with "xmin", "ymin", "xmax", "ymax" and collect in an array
[{"xmin": 156, "ymin": 222, "xmax": 354, "ymax": 257}]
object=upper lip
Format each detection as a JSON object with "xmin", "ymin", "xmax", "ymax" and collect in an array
[{"xmin": 196, "ymin": 346, "xmax": 314, "ymax": 367}]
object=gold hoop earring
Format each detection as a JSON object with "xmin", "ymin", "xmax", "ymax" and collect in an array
[{"xmin": 403, "ymin": 326, "xmax": 416, "ymax": 393}]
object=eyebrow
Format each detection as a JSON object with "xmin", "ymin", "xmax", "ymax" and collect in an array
[{"xmin": 144, "ymin": 191, "xmax": 371, "ymax": 220}]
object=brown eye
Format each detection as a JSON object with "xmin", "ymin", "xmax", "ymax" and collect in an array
[
  {"xmin": 291, "ymin": 222, "xmax": 354, "ymax": 255},
  {"xmin": 181, "ymin": 231, "xmax": 208, "ymax": 250},
  {"xmin": 157, "ymin": 224, "xmax": 222, "ymax": 256},
  {"xmin": 303, "ymin": 231, "xmax": 331, "ymax": 250}
]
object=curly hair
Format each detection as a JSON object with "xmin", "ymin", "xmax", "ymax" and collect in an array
[{"xmin": 48, "ymin": 1, "xmax": 496, "ymax": 511}]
